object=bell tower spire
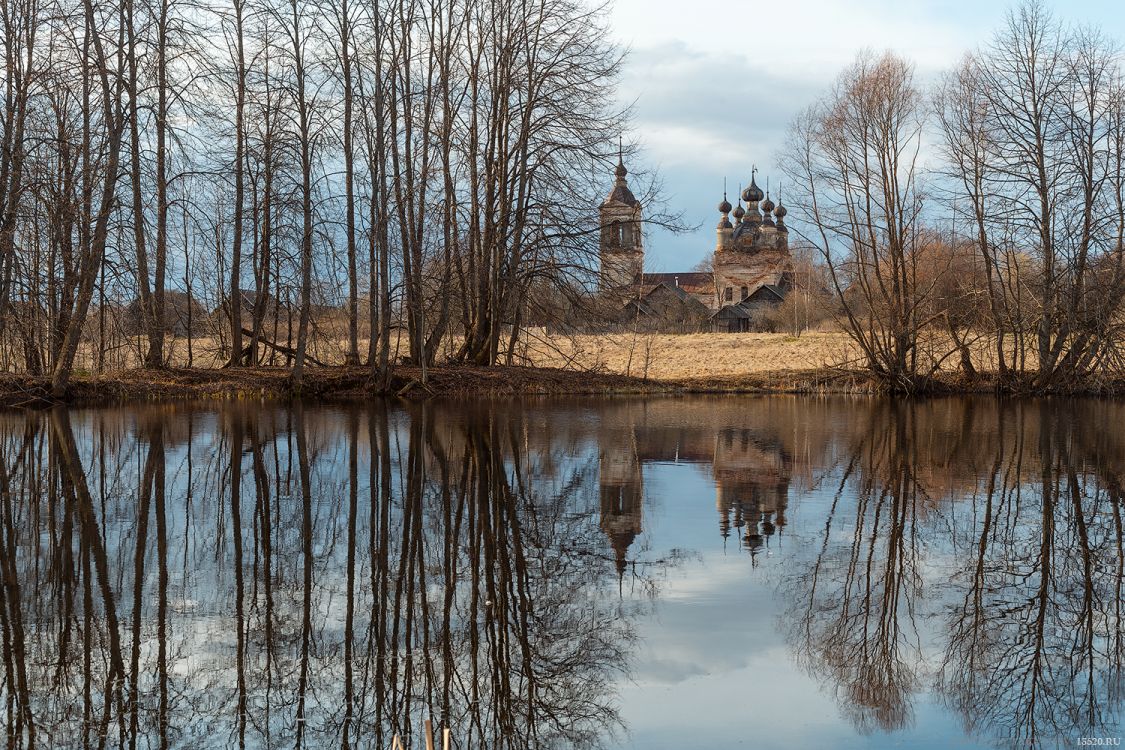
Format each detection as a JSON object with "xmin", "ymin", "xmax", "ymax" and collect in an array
[{"xmin": 599, "ymin": 138, "xmax": 644, "ymax": 290}]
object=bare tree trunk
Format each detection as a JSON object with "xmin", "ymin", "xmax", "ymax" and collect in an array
[
  {"xmin": 287, "ymin": 0, "xmax": 316, "ymax": 386},
  {"xmin": 124, "ymin": 0, "xmax": 159, "ymax": 368},
  {"xmin": 227, "ymin": 0, "xmax": 248, "ymax": 366},
  {"xmin": 52, "ymin": 0, "xmax": 127, "ymax": 397},
  {"xmin": 336, "ymin": 0, "xmax": 359, "ymax": 365}
]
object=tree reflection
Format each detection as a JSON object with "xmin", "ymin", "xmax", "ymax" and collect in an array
[
  {"xmin": 0, "ymin": 402, "xmax": 650, "ymax": 748},
  {"xmin": 784, "ymin": 401, "xmax": 923, "ymax": 734},
  {"xmin": 781, "ymin": 399, "xmax": 1125, "ymax": 745},
  {"xmin": 3, "ymin": 397, "xmax": 1125, "ymax": 747},
  {"xmin": 937, "ymin": 403, "xmax": 1125, "ymax": 746}
]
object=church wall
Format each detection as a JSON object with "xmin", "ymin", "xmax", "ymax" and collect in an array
[{"xmin": 713, "ymin": 250, "xmax": 790, "ymax": 304}]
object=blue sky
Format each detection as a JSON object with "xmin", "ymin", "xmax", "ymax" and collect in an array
[{"xmin": 608, "ymin": 0, "xmax": 1125, "ymax": 271}]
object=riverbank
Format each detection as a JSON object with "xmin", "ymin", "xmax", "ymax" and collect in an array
[
  {"xmin": 0, "ymin": 364, "xmax": 884, "ymax": 407},
  {"xmin": 0, "ymin": 365, "xmax": 660, "ymax": 407},
  {"xmin": 6, "ymin": 363, "xmax": 1122, "ymax": 408}
]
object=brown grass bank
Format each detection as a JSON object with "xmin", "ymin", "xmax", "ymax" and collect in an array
[
  {"xmin": 0, "ymin": 365, "xmax": 683, "ymax": 408},
  {"xmin": 2, "ymin": 364, "xmax": 904, "ymax": 408},
  {"xmin": 4, "ymin": 363, "xmax": 1125, "ymax": 409}
]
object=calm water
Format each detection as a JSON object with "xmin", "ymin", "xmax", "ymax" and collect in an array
[{"xmin": 1, "ymin": 397, "xmax": 1123, "ymax": 749}]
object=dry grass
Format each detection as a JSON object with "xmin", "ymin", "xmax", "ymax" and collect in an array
[
  {"xmin": 0, "ymin": 364, "xmax": 683, "ymax": 408},
  {"xmin": 521, "ymin": 331, "xmax": 860, "ymax": 380},
  {"xmin": 11, "ymin": 329, "xmax": 1125, "ymax": 406},
  {"xmin": 55, "ymin": 329, "xmax": 909, "ymax": 381},
  {"xmin": 13, "ymin": 325, "xmax": 1076, "ymax": 396},
  {"xmin": 520, "ymin": 329, "xmax": 1051, "ymax": 381}
]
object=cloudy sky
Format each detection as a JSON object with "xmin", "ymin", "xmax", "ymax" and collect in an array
[{"xmin": 606, "ymin": 0, "xmax": 1124, "ymax": 271}]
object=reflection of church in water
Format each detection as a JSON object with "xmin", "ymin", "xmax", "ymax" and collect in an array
[{"xmin": 599, "ymin": 422, "xmax": 792, "ymax": 572}]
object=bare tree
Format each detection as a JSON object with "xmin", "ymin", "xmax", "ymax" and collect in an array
[
  {"xmin": 51, "ymin": 0, "xmax": 129, "ymax": 396},
  {"xmin": 937, "ymin": 1, "xmax": 1125, "ymax": 388},
  {"xmin": 1, "ymin": 0, "xmax": 633, "ymax": 386},
  {"xmin": 783, "ymin": 52, "xmax": 936, "ymax": 391}
]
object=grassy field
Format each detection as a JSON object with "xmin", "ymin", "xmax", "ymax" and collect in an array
[
  {"xmin": 53, "ymin": 329, "xmax": 860, "ymax": 379},
  {"xmin": 522, "ymin": 331, "xmax": 859, "ymax": 379},
  {"xmin": 40, "ymin": 326, "xmax": 1026, "ymax": 384},
  {"xmin": 10, "ymin": 329, "xmax": 1125, "ymax": 405}
]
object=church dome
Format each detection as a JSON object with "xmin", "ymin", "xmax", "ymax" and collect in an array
[
  {"xmin": 743, "ymin": 178, "xmax": 764, "ymax": 203},
  {"xmin": 718, "ymin": 197, "xmax": 732, "ymax": 213},
  {"xmin": 603, "ymin": 153, "xmax": 639, "ymax": 207},
  {"xmin": 733, "ymin": 204, "xmax": 745, "ymax": 219},
  {"xmin": 761, "ymin": 196, "xmax": 775, "ymax": 213},
  {"xmin": 774, "ymin": 202, "xmax": 788, "ymax": 232}
]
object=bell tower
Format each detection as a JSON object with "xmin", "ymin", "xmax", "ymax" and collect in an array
[{"xmin": 599, "ymin": 147, "xmax": 644, "ymax": 290}]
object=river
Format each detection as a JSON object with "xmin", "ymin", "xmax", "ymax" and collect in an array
[{"xmin": 0, "ymin": 396, "xmax": 1122, "ymax": 748}]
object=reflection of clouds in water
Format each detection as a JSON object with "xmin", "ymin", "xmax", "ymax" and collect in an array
[
  {"xmin": 2, "ymin": 398, "xmax": 1125, "ymax": 749},
  {"xmin": 613, "ymin": 398, "xmax": 1125, "ymax": 748},
  {"xmin": 1, "ymin": 403, "xmax": 661, "ymax": 750},
  {"xmin": 621, "ymin": 646, "xmax": 849, "ymax": 750},
  {"xmin": 628, "ymin": 554, "xmax": 777, "ymax": 684}
]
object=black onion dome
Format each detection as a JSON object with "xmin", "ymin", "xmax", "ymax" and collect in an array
[
  {"xmin": 733, "ymin": 203, "xmax": 746, "ymax": 219},
  {"xmin": 743, "ymin": 178, "xmax": 764, "ymax": 203},
  {"xmin": 761, "ymin": 196, "xmax": 775, "ymax": 213},
  {"xmin": 603, "ymin": 155, "xmax": 638, "ymax": 206},
  {"xmin": 718, "ymin": 197, "xmax": 732, "ymax": 213},
  {"xmin": 775, "ymin": 202, "xmax": 788, "ymax": 232}
]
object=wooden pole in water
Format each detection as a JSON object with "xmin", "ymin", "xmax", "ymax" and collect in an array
[
  {"xmin": 424, "ymin": 720, "xmax": 435, "ymax": 750},
  {"xmin": 443, "ymin": 728, "xmax": 451, "ymax": 750}
]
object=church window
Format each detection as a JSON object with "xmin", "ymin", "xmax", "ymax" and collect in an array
[
  {"xmin": 741, "ymin": 285, "xmax": 748, "ymax": 300},
  {"xmin": 724, "ymin": 287, "xmax": 733, "ymax": 302},
  {"xmin": 622, "ymin": 222, "xmax": 632, "ymax": 247}
]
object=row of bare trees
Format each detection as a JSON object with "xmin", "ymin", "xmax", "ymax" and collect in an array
[
  {"xmin": 0, "ymin": 0, "xmax": 627, "ymax": 392},
  {"xmin": 784, "ymin": 1, "xmax": 1125, "ymax": 392}
]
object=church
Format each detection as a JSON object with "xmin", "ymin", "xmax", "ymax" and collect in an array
[{"xmin": 598, "ymin": 153, "xmax": 793, "ymax": 332}]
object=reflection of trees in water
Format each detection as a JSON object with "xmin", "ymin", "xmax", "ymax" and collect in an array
[
  {"xmin": 786, "ymin": 401, "xmax": 923, "ymax": 734},
  {"xmin": 4, "ymin": 396, "xmax": 1125, "ymax": 747},
  {"xmin": 0, "ymin": 402, "xmax": 649, "ymax": 748},
  {"xmin": 783, "ymin": 400, "xmax": 1125, "ymax": 744},
  {"xmin": 938, "ymin": 404, "xmax": 1125, "ymax": 746}
]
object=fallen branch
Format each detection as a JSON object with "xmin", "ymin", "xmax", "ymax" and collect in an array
[
  {"xmin": 395, "ymin": 377, "xmax": 435, "ymax": 398},
  {"xmin": 238, "ymin": 328, "xmax": 328, "ymax": 367}
]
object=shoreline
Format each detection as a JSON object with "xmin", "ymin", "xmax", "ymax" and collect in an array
[{"xmin": 1, "ymin": 365, "xmax": 1123, "ymax": 408}]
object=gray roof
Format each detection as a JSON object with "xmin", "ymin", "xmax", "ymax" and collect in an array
[
  {"xmin": 709, "ymin": 285, "xmax": 786, "ymax": 320},
  {"xmin": 754, "ymin": 284, "xmax": 786, "ymax": 301},
  {"xmin": 711, "ymin": 302, "xmax": 756, "ymax": 320},
  {"xmin": 603, "ymin": 183, "xmax": 639, "ymax": 207}
]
